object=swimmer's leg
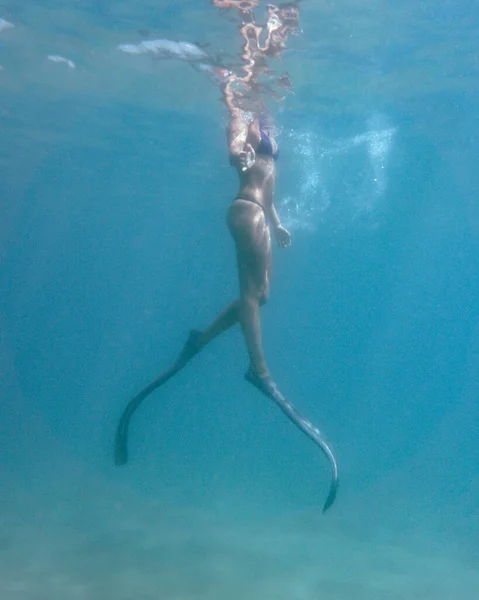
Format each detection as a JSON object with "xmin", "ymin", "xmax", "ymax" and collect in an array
[
  {"xmin": 232, "ymin": 202, "xmax": 272, "ymax": 378},
  {"xmin": 115, "ymin": 202, "xmax": 269, "ymax": 467},
  {"xmin": 196, "ymin": 299, "xmax": 241, "ymax": 347},
  {"xmin": 176, "ymin": 329, "xmax": 204, "ymax": 365},
  {"xmin": 193, "ymin": 199, "xmax": 271, "ymax": 356},
  {"xmin": 245, "ymin": 366, "xmax": 340, "ymax": 513}
]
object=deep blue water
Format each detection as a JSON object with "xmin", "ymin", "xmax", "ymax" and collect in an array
[{"xmin": 1, "ymin": 1, "xmax": 478, "ymax": 598}]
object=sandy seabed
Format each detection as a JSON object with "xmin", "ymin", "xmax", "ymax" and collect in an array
[{"xmin": 1, "ymin": 474, "xmax": 477, "ymax": 600}]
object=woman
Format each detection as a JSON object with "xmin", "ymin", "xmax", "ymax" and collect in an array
[
  {"xmin": 174, "ymin": 10, "xmax": 293, "ymax": 392},
  {"xmin": 114, "ymin": 2, "xmax": 339, "ymax": 512},
  {"xmin": 178, "ymin": 109, "xmax": 291, "ymax": 395},
  {"xmin": 114, "ymin": 104, "xmax": 339, "ymax": 512}
]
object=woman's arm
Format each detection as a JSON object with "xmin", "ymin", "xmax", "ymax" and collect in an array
[
  {"xmin": 267, "ymin": 203, "xmax": 292, "ymax": 248},
  {"xmin": 228, "ymin": 116, "xmax": 248, "ymax": 158},
  {"xmin": 266, "ymin": 202, "xmax": 281, "ymax": 229},
  {"xmin": 222, "ymin": 73, "xmax": 258, "ymax": 170},
  {"xmin": 227, "ymin": 111, "xmax": 258, "ymax": 171}
]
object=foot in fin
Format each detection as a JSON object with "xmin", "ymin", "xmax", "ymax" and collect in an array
[
  {"xmin": 176, "ymin": 329, "xmax": 203, "ymax": 367},
  {"xmin": 244, "ymin": 366, "xmax": 279, "ymax": 399}
]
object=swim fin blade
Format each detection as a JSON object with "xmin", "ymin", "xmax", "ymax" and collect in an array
[
  {"xmin": 245, "ymin": 367, "xmax": 339, "ymax": 513},
  {"xmin": 113, "ymin": 330, "xmax": 203, "ymax": 466}
]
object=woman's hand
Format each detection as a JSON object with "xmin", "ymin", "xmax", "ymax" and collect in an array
[
  {"xmin": 239, "ymin": 143, "xmax": 255, "ymax": 171},
  {"xmin": 274, "ymin": 224, "xmax": 292, "ymax": 248}
]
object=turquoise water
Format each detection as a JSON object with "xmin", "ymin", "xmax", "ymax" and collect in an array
[{"xmin": 1, "ymin": 1, "xmax": 478, "ymax": 598}]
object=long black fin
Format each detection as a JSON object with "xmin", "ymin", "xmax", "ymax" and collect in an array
[
  {"xmin": 114, "ymin": 330, "xmax": 202, "ymax": 465},
  {"xmin": 244, "ymin": 367, "xmax": 339, "ymax": 513},
  {"xmin": 114, "ymin": 333, "xmax": 339, "ymax": 513}
]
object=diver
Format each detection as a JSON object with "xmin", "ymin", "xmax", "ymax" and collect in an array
[
  {"xmin": 114, "ymin": 1, "xmax": 339, "ymax": 513},
  {"xmin": 186, "ymin": 110, "xmax": 291, "ymax": 389},
  {"xmin": 113, "ymin": 107, "xmax": 290, "ymax": 451},
  {"xmin": 114, "ymin": 101, "xmax": 339, "ymax": 511}
]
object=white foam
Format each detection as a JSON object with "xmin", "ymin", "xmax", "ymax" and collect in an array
[
  {"xmin": 47, "ymin": 55, "xmax": 76, "ymax": 69},
  {"xmin": 0, "ymin": 18, "xmax": 14, "ymax": 32},
  {"xmin": 118, "ymin": 39, "xmax": 209, "ymax": 62}
]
